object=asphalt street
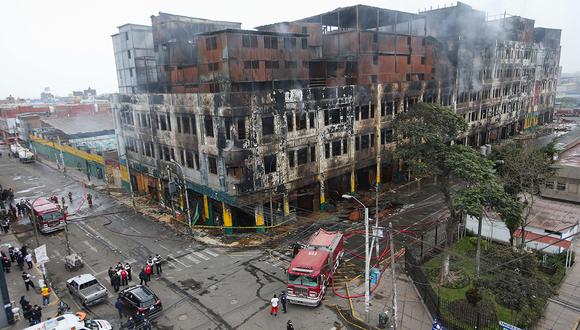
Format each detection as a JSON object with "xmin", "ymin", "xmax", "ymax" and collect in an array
[{"xmin": 0, "ymin": 152, "xmax": 450, "ymax": 329}]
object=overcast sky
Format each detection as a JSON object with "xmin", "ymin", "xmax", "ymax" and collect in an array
[{"xmin": 1, "ymin": 0, "xmax": 578, "ymax": 98}]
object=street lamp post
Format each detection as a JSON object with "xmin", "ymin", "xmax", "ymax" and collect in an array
[
  {"xmin": 170, "ymin": 159, "xmax": 191, "ymax": 227},
  {"xmin": 342, "ymin": 194, "xmax": 370, "ymax": 323}
]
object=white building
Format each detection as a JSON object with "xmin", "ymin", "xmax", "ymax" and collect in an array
[{"xmin": 466, "ymin": 197, "xmax": 579, "ymax": 254}]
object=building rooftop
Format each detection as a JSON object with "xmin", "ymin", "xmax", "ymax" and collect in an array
[
  {"xmin": 526, "ymin": 197, "xmax": 580, "ymax": 232},
  {"xmin": 196, "ymin": 28, "xmax": 307, "ymax": 37},
  {"xmin": 41, "ymin": 114, "xmax": 114, "ymax": 136},
  {"xmin": 559, "ymin": 139, "xmax": 580, "ymax": 167}
]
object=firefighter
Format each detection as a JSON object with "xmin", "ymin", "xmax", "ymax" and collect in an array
[{"xmin": 86, "ymin": 193, "xmax": 93, "ymax": 208}]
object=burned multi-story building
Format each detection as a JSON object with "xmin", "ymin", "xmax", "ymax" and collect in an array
[{"xmin": 111, "ymin": 3, "xmax": 561, "ymax": 232}]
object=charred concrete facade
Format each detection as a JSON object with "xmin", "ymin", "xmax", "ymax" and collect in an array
[
  {"xmin": 423, "ymin": 2, "xmax": 561, "ymax": 145},
  {"xmin": 112, "ymin": 4, "xmax": 561, "ymax": 233}
]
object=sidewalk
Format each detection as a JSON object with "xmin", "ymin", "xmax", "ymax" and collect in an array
[
  {"xmin": 332, "ymin": 259, "xmax": 433, "ymax": 330},
  {"xmin": 0, "ymin": 230, "xmax": 59, "ymax": 328},
  {"xmin": 534, "ymin": 239, "xmax": 580, "ymax": 330}
]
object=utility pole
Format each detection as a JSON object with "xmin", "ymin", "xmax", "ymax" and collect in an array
[
  {"xmin": 342, "ymin": 194, "xmax": 370, "ymax": 323},
  {"xmin": 63, "ymin": 211, "xmax": 72, "ymax": 256},
  {"xmin": 389, "ymin": 222, "xmax": 398, "ymax": 330},
  {"xmin": 171, "ymin": 160, "xmax": 191, "ymax": 227},
  {"xmin": 166, "ymin": 165, "xmax": 177, "ymax": 220},
  {"xmin": 57, "ymin": 136, "xmax": 66, "ymax": 174}
]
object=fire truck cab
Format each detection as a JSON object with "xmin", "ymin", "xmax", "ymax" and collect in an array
[{"xmin": 287, "ymin": 229, "xmax": 344, "ymax": 307}]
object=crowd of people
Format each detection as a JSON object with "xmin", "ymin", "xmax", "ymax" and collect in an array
[{"xmin": 107, "ymin": 254, "xmax": 163, "ymax": 293}]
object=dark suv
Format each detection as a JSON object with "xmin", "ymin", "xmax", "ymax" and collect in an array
[{"xmin": 119, "ymin": 285, "xmax": 162, "ymax": 319}]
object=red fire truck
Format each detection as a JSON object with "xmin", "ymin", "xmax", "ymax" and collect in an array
[
  {"xmin": 286, "ymin": 229, "xmax": 344, "ymax": 306},
  {"xmin": 27, "ymin": 198, "xmax": 66, "ymax": 233}
]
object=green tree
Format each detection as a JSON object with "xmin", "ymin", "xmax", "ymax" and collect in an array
[
  {"xmin": 393, "ymin": 103, "xmax": 516, "ymax": 281},
  {"xmin": 493, "ymin": 143, "xmax": 556, "ymax": 247}
]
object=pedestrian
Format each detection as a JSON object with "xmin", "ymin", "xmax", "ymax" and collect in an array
[
  {"xmin": 280, "ymin": 291, "xmax": 288, "ymax": 313},
  {"xmin": 120, "ymin": 268, "xmax": 128, "ymax": 286},
  {"xmin": 144, "ymin": 263, "xmax": 152, "ymax": 282},
  {"xmin": 134, "ymin": 312, "xmax": 144, "ymax": 328},
  {"xmin": 25, "ymin": 253, "xmax": 33, "ymax": 269},
  {"xmin": 1, "ymin": 218, "xmax": 9, "ymax": 233},
  {"xmin": 21, "ymin": 245, "xmax": 28, "ymax": 257},
  {"xmin": 287, "ymin": 320, "xmax": 295, "ymax": 330},
  {"xmin": 16, "ymin": 252, "xmax": 24, "ymax": 271},
  {"xmin": 22, "ymin": 272, "xmax": 35, "ymax": 291},
  {"xmin": 146, "ymin": 256, "xmax": 154, "ymax": 275},
  {"xmin": 32, "ymin": 305, "xmax": 41, "ymax": 324},
  {"xmin": 112, "ymin": 272, "xmax": 121, "ymax": 292},
  {"xmin": 124, "ymin": 262, "xmax": 132, "ymax": 282},
  {"xmin": 139, "ymin": 268, "xmax": 146, "ymax": 286},
  {"xmin": 19, "ymin": 295, "xmax": 30, "ymax": 309},
  {"xmin": 87, "ymin": 193, "xmax": 92, "ymax": 208},
  {"xmin": 270, "ymin": 294, "xmax": 279, "ymax": 317},
  {"xmin": 23, "ymin": 304, "xmax": 33, "ymax": 325},
  {"xmin": 8, "ymin": 246, "xmax": 15, "ymax": 262},
  {"xmin": 154, "ymin": 254, "xmax": 162, "ymax": 275},
  {"xmin": 68, "ymin": 192, "xmax": 72, "ymax": 204},
  {"xmin": 292, "ymin": 243, "xmax": 301, "ymax": 258},
  {"xmin": 142, "ymin": 318, "xmax": 152, "ymax": 330},
  {"xmin": 116, "ymin": 261, "xmax": 123, "ymax": 271},
  {"xmin": 41, "ymin": 285, "xmax": 50, "ymax": 305},
  {"xmin": 126, "ymin": 316, "xmax": 135, "ymax": 330},
  {"xmin": 3, "ymin": 254, "xmax": 11, "ymax": 273},
  {"xmin": 108, "ymin": 267, "xmax": 116, "ymax": 286},
  {"xmin": 115, "ymin": 296, "xmax": 124, "ymax": 319}
]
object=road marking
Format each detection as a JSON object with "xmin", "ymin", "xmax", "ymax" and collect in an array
[
  {"xmin": 185, "ymin": 255, "xmax": 201, "ymax": 264},
  {"xmin": 158, "ymin": 244, "xmax": 171, "ymax": 252},
  {"xmin": 129, "ymin": 226, "xmax": 141, "ymax": 234},
  {"xmin": 203, "ymin": 249, "xmax": 219, "ymax": 257},
  {"xmin": 191, "ymin": 251, "xmax": 210, "ymax": 261},
  {"xmin": 83, "ymin": 223, "xmax": 121, "ymax": 252},
  {"xmin": 83, "ymin": 240, "xmax": 98, "ymax": 253},
  {"xmin": 164, "ymin": 258, "xmax": 182, "ymax": 271},
  {"xmin": 167, "ymin": 254, "xmax": 191, "ymax": 268}
]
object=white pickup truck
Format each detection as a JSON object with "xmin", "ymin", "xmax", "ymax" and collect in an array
[
  {"xmin": 23, "ymin": 313, "xmax": 112, "ymax": 330},
  {"xmin": 66, "ymin": 274, "xmax": 108, "ymax": 307}
]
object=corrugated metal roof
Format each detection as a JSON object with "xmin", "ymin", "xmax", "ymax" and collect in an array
[{"xmin": 41, "ymin": 114, "xmax": 114, "ymax": 136}]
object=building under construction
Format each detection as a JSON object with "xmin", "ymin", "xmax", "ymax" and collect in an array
[{"xmin": 111, "ymin": 3, "xmax": 561, "ymax": 232}]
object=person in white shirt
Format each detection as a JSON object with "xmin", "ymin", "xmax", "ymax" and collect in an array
[{"xmin": 270, "ymin": 294, "xmax": 279, "ymax": 317}]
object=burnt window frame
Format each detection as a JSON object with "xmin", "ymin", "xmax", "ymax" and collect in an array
[
  {"xmin": 297, "ymin": 148, "xmax": 308, "ymax": 165},
  {"xmin": 262, "ymin": 116, "xmax": 275, "ymax": 136},
  {"xmin": 208, "ymin": 155, "xmax": 218, "ymax": 174},
  {"xmin": 332, "ymin": 140, "xmax": 342, "ymax": 157},
  {"xmin": 204, "ymin": 116, "xmax": 214, "ymax": 137},
  {"xmin": 263, "ymin": 154, "xmax": 277, "ymax": 174}
]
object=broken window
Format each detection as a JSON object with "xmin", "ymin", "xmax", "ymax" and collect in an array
[
  {"xmin": 361, "ymin": 105, "xmax": 369, "ymax": 120},
  {"xmin": 262, "ymin": 116, "xmax": 274, "ymax": 135},
  {"xmin": 373, "ymin": 33, "xmax": 378, "ymax": 43},
  {"xmin": 370, "ymin": 104, "xmax": 375, "ymax": 118},
  {"xmin": 297, "ymin": 112, "xmax": 307, "ymax": 130},
  {"xmin": 185, "ymin": 150, "xmax": 194, "ymax": 169},
  {"xmin": 263, "ymin": 155, "xmax": 276, "ymax": 174},
  {"xmin": 288, "ymin": 151, "xmax": 295, "ymax": 168},
  {"xmin": 182, "ymin": 116, "xmax": 191, "ymax": 134},
  {"xmin": 310, "ymin": 146, "xmax": 316, "ymax": 162},
  {"xmin": 381, "ymin": 129, "xmax": 393, "ymax": 144},
  {"xmin": 331, "ymin": 109, "xmax": 341, "ymax": 124},
  {"xmin": 342, "ymin": 139, "xmax": 348, "ymax": 154},
  {"xmin": 225, "ymin": 117, "xmax": 232, "ymax": 140},
  {"xmin": 309, "ymin": 112, "xmax": 315, "ymax": 128},
  {"xmin": 286, "ymin": 113, "xmax": 294, "ymax": 132},
  {"xmin": 557, "ymin": 181, "xmax": 566, "ymax": 191},
  {"xmin": 370, "ymin": 133, "xmax": 375, "ymax": 147},
  {"xmin": 206, "ymin": 37, "xmax": 217, "ymax": 50},
  {"xmin": 407, "ymin": 55, "xmax": 411, "ymax": 65},
  {"xmin": 127, "ymin": 50, "xmax": 131, "ymax": 59},
  {"xmin": 361, "ymin": 135, "xmax": 369, "ymax": 149},
  {"xmin": 421, "ymin": 56, "xmax": 425, "ymax": 65},
  {"xmin": 301, "ymin": 38, "xmax": 308, "ymax": 49},
  {"xmin": 208, "ymin": 156, "xmax": 218, "ymax": 174},
  {"xmin": 158, "ymin": 114, "xmax": 167, "ymax": 131},
  {"xmin": 373, "ymin": 55, "xmax": 378, "ymax": 65},
  {"xmin": 237, "ymin": 118, "xmax": 246, "ymax": 139},
  {"xmin": 162, "ymin": 145, "xmax": 171, "ymax": 161},
  {"xmin": 297, "ymin": 148, "xmax": 308, "ymax": 165},
  {"xmin": 194, "ymin": 152, "xmax": 200, "ymax": 169},
  {"xmin": 324, "ymin": 143, "xmax": 330, "ymax": 159},
  {"xmin": 264, "ymin": 36, "xmax": 278, "ymax": 49},
  {"xmin": 331, "ymin": 140, "xmax": 340, "ymax": 157},
  {"xmin": 284, "ymin": 37, "xmax": 296, "ymax": 49},
  {"xmin": 355, "ymin": 136, "xmax": 360, "ymax": 150},
  {"xmin": 204, "ymin": 116, "xmax": 214, "ymax": 137}
]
